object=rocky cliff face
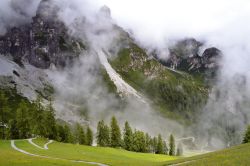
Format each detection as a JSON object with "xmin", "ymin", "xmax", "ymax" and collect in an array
[
  {"xmin": 0, "ymin": 0, "xmax": 84, "ymax": 69},
  {"xmin": 163, "ymin": 38, "xmax": 221, "ymax": 77},
  {"xmin": 0, "ymin": 0, "xmax": 221, "ymax": 76}
]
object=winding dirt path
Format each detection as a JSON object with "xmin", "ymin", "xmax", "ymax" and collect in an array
[
  {"xmin": 11, "ymin": 140, "xmax": 109, "ymax": 166},
  {"xmin": 168, "ymin": 160, "xmax": 196, "ymax": 166},
  {"xmin": 44, "ymin": 140, "xmax": 53, "ymax": 149},
  {"xmin": 27, "ymin": 138, "xmax": 53, "ymax": 150}
]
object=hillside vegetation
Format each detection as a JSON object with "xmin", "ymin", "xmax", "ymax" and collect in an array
[{"xmin": 110, "ymin": 44, "xmax": 209, "ymax": 123}]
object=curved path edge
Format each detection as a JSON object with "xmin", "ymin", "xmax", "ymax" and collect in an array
[
  {"xmin": 28, "ymin": 138, "xmax": 45, "ymax": 150},
  {"xmin": 11, "ymin": 140, "xmax": 108, "ymax": 166},
  {"xmin": 44, "ymin": 140, "xmax": 53, "ymax": 149},
  {"xmin": 27, "ymin": 138, "xmax": 54, "ymax": 150}
]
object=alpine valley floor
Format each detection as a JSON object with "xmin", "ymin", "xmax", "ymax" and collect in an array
[
  {"xmin": 0, "ymin": 138, "xmax": 177, "ymax": 166},
  {"xmin": 1, "ymin": 138, "xmax": 250, "ymax": 166}
]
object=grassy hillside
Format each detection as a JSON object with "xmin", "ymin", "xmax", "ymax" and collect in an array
[
  {"xmin": 0, "ymin": 140, "xmax": 89, "ymax": 166},
  {"xmin": 164, "ymin": 143, "xmax": 250, "ymax": 166},
  {"xmin": 2, "ymin": 138, "xmax": 250, "ymax": 166},
  {"xmin": 0, "ymin": 138, "xmax": 177, "ymax": 166},
  {"xmin": 110, "ymin": 44, "xmax": 209, "ymax": 123}
]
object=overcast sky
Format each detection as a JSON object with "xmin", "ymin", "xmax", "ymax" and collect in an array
[{"xmin": 84, "ymin": 0, "xmax": 250, "ymax": 48}]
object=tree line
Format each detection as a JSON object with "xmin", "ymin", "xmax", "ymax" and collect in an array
[
  {"xmin": 0, "ymin": 92, "xmax": 93, "ymax": 145},
  {"xmin": 96, "ymin": 116, "xmax": 182, "ymax": 156},
  {"xmin": 0, "ymin": 89, "xmax": 182, "ymax": 156}
]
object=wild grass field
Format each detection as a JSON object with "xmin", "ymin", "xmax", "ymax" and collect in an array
[
  {"xmin": 0, "ymin": 138, "xmax": 177, "ymax": 166},
  {"xmin": 1, "ymin": 138, "xmax": 250, "ymax": 166},
  {"xmin": 164, "ymin": 143, "xmax": 250, "ymax": 166}
]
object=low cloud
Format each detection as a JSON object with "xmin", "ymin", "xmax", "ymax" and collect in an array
[{"xmin": 0, "ymin": 0, "xmax": 41, "ymax": 35}]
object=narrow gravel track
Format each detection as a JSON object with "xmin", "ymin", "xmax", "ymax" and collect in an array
[
  {"xmin": 11, "ymin": 140, "xmax": 109, "ymax": 166},
  {"xmin": 168, "ymin": 160, "xmax": 196, "ymax": 166},
  {"xmin": 44, "ymin": 140, "xmax": 53, "ymax": 150},
  {"xmin": 27, "ymin": 138, "xmax": 53, "ymax": 150}
]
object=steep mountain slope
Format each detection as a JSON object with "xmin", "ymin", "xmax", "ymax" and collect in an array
[
  {"xmin": 98, "ymin": 50, "xmax": 144, "ymax": 102},
  {"xmin": 0, "ymin": 0, "xmax": 220, "ymax": 127},
  {"xmin": 110, "ymin": 43, "xmax": 209, "ymax": 122}
]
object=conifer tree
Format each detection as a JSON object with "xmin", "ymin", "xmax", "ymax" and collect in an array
[
  {"xmin": 16, "ymin": 101, "xmax": 30, "ymax": 138},
  {"xmin": 145, "ymin": 133, "xmax": 151, "ymax": 153},
  {"xmin": 64, "ymin": 125, "xmax": 73, "ymax": 143},
  {"xmin": 169, "ymin": 134, "xmax": 175, "ymax": 156},
  {"xmin": 103, "ymin": 124, "xmax": 110, "ymax": 146},
  {"xmin": 243, "ymin": 125, "xmax": 250, "ymax": 143},
  {"xmin": 123, "ymin": 121, "xmax": 133, "ymax": 150},
  {"xmin": 110, "ymin": 116, "xmax": 121, "ymax": 147},
  {"xmin": 32, "ymin": 95, "xmax": 45, "ymax": 137},
  {"xmin": 44, "ymin": 101, "xmax": 57, "ymax": 139},
  {"xmin": 7, "ymin": 119, "xmax": 19, "ymax": 139},
  {"xmin": 152, "ymin": 136, "xmax": 158, "ymax": 153},
  {"xmin": 56, "ymin": 124, "xmax": 65, "ymax": 142},
  {"xmin": 156, "ymin": 134, "xmax": 163, "ymax": 154},
  {"xmin": 132, "ymin": 130, "xmax": 146, "ymax": 152},
  {"xmin": 86, "ymin": 126, "xmax": 93, "ymax": 146},
  {"xmin": 0, "ymin": 92, "xmax": 9, "ymax": 139},
  {"xmin": 163, "ymin": 140, "xmax": 168, "ymax": 154},
  {"xmin": 75, "ymin": 123, "xmax": 86, "ymax": 145},
  {"xmin": 96, "ymin": 120, "xmax": 110, "ymax": 146}
]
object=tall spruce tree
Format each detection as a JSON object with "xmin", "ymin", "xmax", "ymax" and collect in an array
[
  {"xmin": 110, "ymin": 116, "xmax": 121, "ymax": 147},
  {"xmin": 97, "ymin": 120, "xmax": 104, "ymax": 146},
  {"xmin": 152, "ymin": 137, "xmax": 158, "ymax": 153},
  {"xmin": 243, "ymin": 125, "xmax": 250, "ymax": 143},
  {"xmin": 7, "ymin": 119, "xmax": 19, "ymax": 139},
  {"xmin": 163, "ymin": 140, "xmax": 168, "ymax": 154},
  {"xmin": 156, "ymin": 134, "xmax": 164, "ymax": 154},
  {"xmin": 123, "ymin": 121, "xmax": 133, "ymax": 150},
  {"xmin": 56, "ymin": 124, "xmax": 65, "ymax": 142},
  {"xmin": 32, "ymin": 95, "xmax": 45, "ymax": 137},
  {"xmin": 0, "ymin": 92, "xmax": 9, "ymax": 139},
  {"xmin": 96, "ymin": 120, "xmax": 110, "ymax": 147},
  {"xmin": 86, "ymin": 126, "xmax": 93, "ymax": 146},
  {"xmin": 75, "ymin": 123, "xmax": 86, "ymax": 145},
  {"xmin": 44, "ymin": 101, "xmax": 57, "ymax": 139},
  {"xmin": 132, "ymin": 130, "xmax": 146, "ymax": 152},
  {"xmin": 169, "ymin": 134, "xmax": 175, "ymax": 156},
  {"xmin": 16, "ymin": 101, "xmax": 30, "ymax": 138},
  {"xmin": 64, "ymin": 125, "xmax": 73, "ymax": 143},
  {"xmin": 145, "ymin": 133, "xmax": 151, "ymax": 153}
]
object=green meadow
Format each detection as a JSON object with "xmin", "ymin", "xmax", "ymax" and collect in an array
[
  {"xmin": 1, "ymin": 138, "xmax": 250, "ymax": 166},
  {"xmin": 164, "ymin": 143, "xmax": 250, "ymax": 166},
  {"xmin": 0, "ymin": 138, "xmax": 177, "ymax": 166}
]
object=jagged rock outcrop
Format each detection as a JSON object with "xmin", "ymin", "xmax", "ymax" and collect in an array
[
  {"xmin": 164, "ymin": 38, "xmax": 221, "ymax": 77},
  {"xmin": 0, "ymin": 0, "xmax": 85, "ymax": 69}
]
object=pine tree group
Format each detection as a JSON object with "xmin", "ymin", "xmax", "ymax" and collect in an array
[{"xmin": 95, "ymin": 116, "xmax": 178, "ymax": 156}]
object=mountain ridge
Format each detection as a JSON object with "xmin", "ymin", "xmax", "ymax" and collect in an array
[{"xmin": 0, "ymin": 0, "xmax": 220, "ymax": 126}]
